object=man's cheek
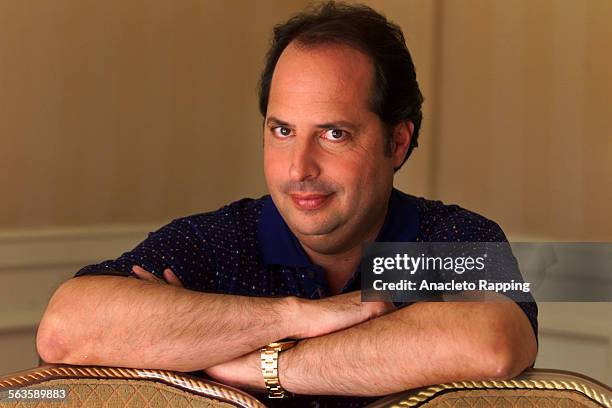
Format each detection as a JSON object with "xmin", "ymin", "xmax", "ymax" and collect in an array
[
  {"xmin": 263, "ymin": 160, "xmax": 282, "ymax": 185},
  {"xmin": 265, "ymin": 167, "xmax": 285, "ymax": 189}
]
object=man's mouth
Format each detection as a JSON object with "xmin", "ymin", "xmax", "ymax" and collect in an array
[{"xmin": 289, "ymin": 193, "xmax": 333, "ymax": 211}]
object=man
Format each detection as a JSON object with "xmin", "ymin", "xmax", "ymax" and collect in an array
[{"xmin": 36, "ymin": 2, "xmax": 537, "ymax": 407}]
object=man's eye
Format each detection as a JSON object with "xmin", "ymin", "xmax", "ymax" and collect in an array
[
  {"xmin": 272, "ymin": 127, "xmax": 293, "ymax": 137},
  {"xmin": 322, "ymin": 128, "xmax": 348, "ymax": 141}
]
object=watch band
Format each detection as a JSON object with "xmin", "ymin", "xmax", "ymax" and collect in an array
[{"xmin": 260, "ymin": 339, "xmax": 297, "ymax": 398}]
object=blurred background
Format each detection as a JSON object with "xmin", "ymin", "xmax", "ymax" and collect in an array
[{"xmin": 1, "ymin": 0, "xmax": 610, "ymax": 384}]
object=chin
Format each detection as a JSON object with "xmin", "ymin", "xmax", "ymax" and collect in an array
[
  {"xmin": 290, "ymin": 220, "xmax": 337, "ymax": 237},
  {"xmin": 297, "ymin": 233, "xmax": 353, "ymax": 255}
]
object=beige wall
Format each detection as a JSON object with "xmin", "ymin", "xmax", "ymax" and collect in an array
[
  {"xmin": 0, "ymin": 0, "xmax": 305, "ymax": 228},
  {"xmin": 1, "ymin": 0, "xmax": 611, "ymax": 383},
  {"xmin": 434, "ymin": 0, "xmax": 612, "ymax": 241}
]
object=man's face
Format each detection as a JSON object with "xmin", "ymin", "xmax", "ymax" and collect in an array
[{"xmin": 263, "ymin": 42, "xmax": 396, "ymax": 254}]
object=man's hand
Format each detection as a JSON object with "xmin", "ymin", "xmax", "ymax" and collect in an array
[
  {"xmin": 131, "ymin": 265, "xmax": 395, "ymax": 340},
  {"xmin": 204, "ymin": 350, "xmax": 265, "ymax": 393},
  {"xmin": 292, "ymin": 291, "xmax": 396, "ymax": 338},
  {"xmin": 201, "ymin": 295, "xmax": 397, "ymax": 393},
  {"xmin": 132, "ymin": 265, "xmax": 183, "ymax": 287}
]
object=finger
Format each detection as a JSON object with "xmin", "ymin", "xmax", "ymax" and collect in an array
[
  {"xmin": 132, "ymin": 265, "xmax": 163, "ymax": 283},
  {"xmin": 384, "ymin": 301, "xmax": 398, "ymax": 313},
  {"xmin": 362, "ymin": 300, "xmax": 395, "ymax": 320},
  {"xmin": 163, "ymin": 268, "xmax": 183, "ymax": 287}
]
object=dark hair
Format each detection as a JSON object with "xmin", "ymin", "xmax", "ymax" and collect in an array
[{"xmin": 258, "ymin": 1, "xmax": 424, "ymax": 170}]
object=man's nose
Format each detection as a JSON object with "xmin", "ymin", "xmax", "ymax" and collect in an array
[{"xmin": 289, "ymin": 137, "xmax": 320, "ymax": 182}]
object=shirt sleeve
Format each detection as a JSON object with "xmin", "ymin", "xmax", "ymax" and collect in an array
[
  {"xmin": 424, "ymin": 206, "xmax": 539, "ymax": 342},
  {"xmin": 74, "ymin": 217, "xmax": 216, "ymax": 291}
]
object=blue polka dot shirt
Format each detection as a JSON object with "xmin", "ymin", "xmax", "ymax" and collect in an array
[{"xmin": 76, "ymin": 188, "xmax": 538, "ymax": 408}]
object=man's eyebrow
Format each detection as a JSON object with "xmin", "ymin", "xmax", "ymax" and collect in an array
[
  {"xmin": 266, "ymin": 116, "xmax": 359, "ymax": 131},
  {"xmin": 314, "ymin": 121, "xmax": 359, "ymax": 131},
  {"xmin": 266, "ymin": 117, "xmax": 293, "ymax": 127}
]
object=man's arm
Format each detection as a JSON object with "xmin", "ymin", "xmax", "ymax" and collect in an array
[
  {"xmin": 205, "ymin": 298, "xmax": 537, "ymax": 396},
  {"xmin": 36, "ymin": 275, "xmax": 392, "ymax": 372}
]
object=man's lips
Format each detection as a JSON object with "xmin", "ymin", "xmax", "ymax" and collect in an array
[{"xmin": 289, "ymin": 193, "xmax": 333, "ymax": 211}]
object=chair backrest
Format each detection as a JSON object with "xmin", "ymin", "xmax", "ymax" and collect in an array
[
  {"xmin": 2, "ymin": 366, "xmax": 610, "ymax": 407},
  {"xmin": 0, "ymin": 364, "xmax": 266, "ymax": 408},
  {"xmin": 365, "ymin": 369, "xmax": 611, "ymax": 408}
]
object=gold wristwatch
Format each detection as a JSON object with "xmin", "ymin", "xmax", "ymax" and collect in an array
[{"xmin": 260, "ymin": 339, "xmax": 297, "ymax": 398}]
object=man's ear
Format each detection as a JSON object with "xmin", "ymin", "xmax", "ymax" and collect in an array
[{"xmin": 391, "ymin": 121, "xmax": 414, "ymax": 169}]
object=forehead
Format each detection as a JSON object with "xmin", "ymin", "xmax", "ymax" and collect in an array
[{"xmin": 267, "ymin": 42, "xmax": 375, "ymax": 118}]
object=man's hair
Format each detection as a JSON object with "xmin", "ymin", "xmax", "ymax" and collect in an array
[{"xmin": 258, "ymin": 1, "xmax": 424, "ymax": 170}]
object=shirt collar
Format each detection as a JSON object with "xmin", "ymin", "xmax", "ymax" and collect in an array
[
  {"xmin": 374, "ymin": 188, "xmax": 420, "ymax": 242},
  {"xmin": 257, "ymin": 194, "xmax": 312, "ymax": 267},
  {"xmin": 257, "ymin": 188, "xmax": 420, "ymax": 267}
]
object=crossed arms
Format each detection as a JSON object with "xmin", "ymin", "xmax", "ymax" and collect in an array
[{"xmin": 36, "ymin": 267, "xmax": 537, "ymax": 396}]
